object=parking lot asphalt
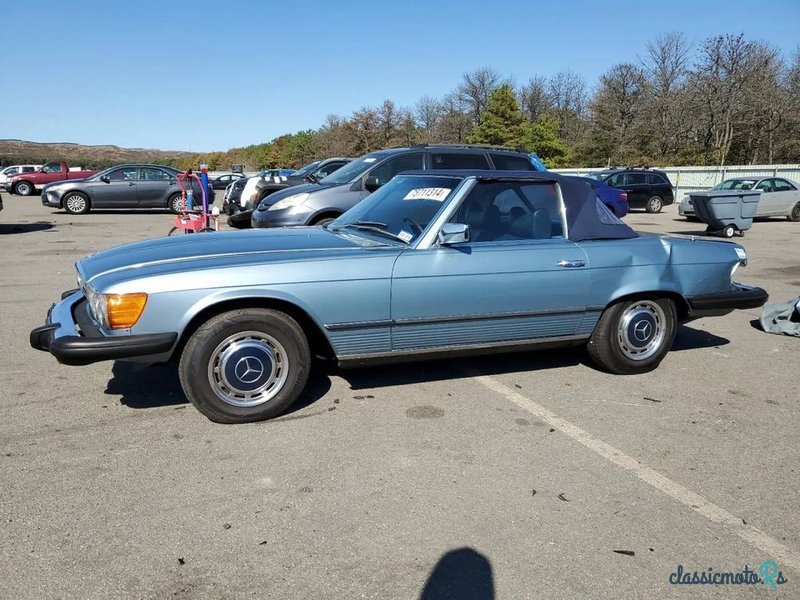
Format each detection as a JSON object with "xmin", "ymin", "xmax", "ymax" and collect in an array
[{"xmin": 1, "ymin": 193, "xmax": 798, "ymax": 599}]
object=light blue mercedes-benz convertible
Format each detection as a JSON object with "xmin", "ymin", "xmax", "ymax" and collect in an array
[{"xmin": 31, "ymin": 170, "xmax": 768, "ymax": 423}]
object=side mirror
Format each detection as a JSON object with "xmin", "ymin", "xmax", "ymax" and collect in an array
[
  {"xmin": 437, "ymin": 223, "xmax": 470, "ymax": 246},
  {"xmin": 99, "ymin": 175, "xmax": 110, "ymax": 183},
  {"xmin": 364, "ymin": 176, "xmax": 382, "ymax": 193}
]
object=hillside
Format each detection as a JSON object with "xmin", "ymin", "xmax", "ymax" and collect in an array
[{"xmin": 0, "ymin": 139, "xmax": 194, "ymax": 169}]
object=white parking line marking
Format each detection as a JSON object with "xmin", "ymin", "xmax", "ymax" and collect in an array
[{"xmin": 473, "ymin": 373, "xmax": 800, "ymax": 573}]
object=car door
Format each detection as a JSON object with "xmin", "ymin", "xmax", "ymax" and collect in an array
[
  {"xmin": 771, "ymin": 179, "xmax": 798, "ymax": 215},
  {"xmin": 91, "ymin": 166, "xmax": 139, "ymax": 208},
  {"xmin": 390, "ymin": 180, "xmax": 590, "ymax": 351},
  {"xmin": 754, "ymin": 179, "xmax": 775, "ymax": 216},
  {"xmin": 137, "ymin": 167, "xmax": 177, "ymax": 207}
]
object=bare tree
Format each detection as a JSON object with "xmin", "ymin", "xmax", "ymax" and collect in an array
[
  {"xmin": 435, "ymin": 91, "xmax": 473, "ymax": 143},
  {"xmin": 519, "ymin": 76, "xmax": 553, "ymax": 123},
  {"xmin": 642, "ymin": 31, "xmax": 692, "ymax": 159},
  {"xmin": 457, "ymin": 67, "xmax": 510, "ymax": 123},
  {"xmin": 547, "ymin": 71, "xmax": 588, "ymax": 145},
  {"xmin": 415, "ymin": 95, "xmax": 442, "ymax": 143},
  {"xmin": 691, "ymin": 34, "xmax": 776, "ymax": 166},
  {"xmin": 589, "ymin": 63, "xmax": 649, "ymax": 165}
]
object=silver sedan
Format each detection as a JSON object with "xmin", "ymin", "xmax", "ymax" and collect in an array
[{"xmin": 679, "ymin": 177, "xmax": 800, "ymax": 221}]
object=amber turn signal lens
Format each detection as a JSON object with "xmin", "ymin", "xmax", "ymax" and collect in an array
[{"xmin": 105, "ymin": 293, "xmax": 148, "ymax": 329}]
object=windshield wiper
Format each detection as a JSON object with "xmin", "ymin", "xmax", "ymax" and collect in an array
[{"xmin": 340, "ymin": 220, "xmax": 410, "ymax": 244}]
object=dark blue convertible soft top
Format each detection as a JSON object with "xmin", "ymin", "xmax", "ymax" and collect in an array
[{"xmin": 401, "ymin": 169, "xmax": 638, "ymax": 242}]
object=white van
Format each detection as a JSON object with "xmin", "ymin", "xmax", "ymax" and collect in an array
[{"xmin": 0, "ymin": 165, "xmax": 42, "ymax": 190}]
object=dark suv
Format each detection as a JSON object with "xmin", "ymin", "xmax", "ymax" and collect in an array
[
  {"xmin": 588, "ymin": 168, "xmax": 674, "ymax": 213},
  {"xmin": 251, "ymin": 144, "xmax": 540, "ymax": 228}
]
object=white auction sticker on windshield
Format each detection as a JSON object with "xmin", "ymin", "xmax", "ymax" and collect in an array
[
  {"xmin": 397, "ymin": 230, "xmax": 414, "ymax": 243},
  {"xmin": 403, "ymin": 187, "xmax": 451, "ymax": 202},
  {"xmin": 363, "ymin": 158, "xmax": 377, "ymax": 163}
]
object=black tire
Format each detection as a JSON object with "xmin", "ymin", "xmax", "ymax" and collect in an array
[
  {"xmin": 311, "ymin": 216, "xmax": 337, "ymax": 227},
  {"xmin": 645, "ymin": 195, "xmax": 663, "ymax": 213},
  {"xmin": 587, "ymin": 297, "xmax": 677, "ymax": 375},
  {"xmin": 168, "ymin": 226, "xmax": 182, "ymax": 236},
  {"xmin": 178, "ymin": 308, "xmax": 310, "ymax": 423},
  {"xmin": 788, "ymin": 202, "xmax": 800, "ymax": 222},
  {"xmin": 227, "ymin": 209, "xmax": 253, "ymax": 229},
  {"xmin": 684, "ymin": 216, "xmax": 702, "ymax": 222},
  {"xmin": 14, "ymin": 181, "xmax": 34, "ymax": 196},
  {"xmin": 722, "ymin": 224, "xmax": 736, "ymax": 238},
  {"xmin": 198, "ymin": 227, "xmax": 216, "ymax": 233},
  {"xmin": 63, "ymin": 191, "xmax": 90, "ymax": 215},
  {"xmin": 168, "ymin": 193, "xmax": 184, "ymax": 214}
]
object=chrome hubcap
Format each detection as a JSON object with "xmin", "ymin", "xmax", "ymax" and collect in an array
[
  {"xmin": 650, "ymin": 197, "xmax": 662, "ymax": 211},
  {"xmin": 207, "ymin": 331, "xmax": 288, "ymax": 408},
  {"xmin": 18, "ymin": 183, "xmax": 30, "ymax": 194},
  {"xmin": 66, "ymin": 195, "xmax": 86, "ymax": 212},
  {"xmin": 172, "ymin": 196, "xmax": 184, "ymax": 212},
  {"xmin": 617, "ymin": 300, "xmax": 665, "ymax": 361}
]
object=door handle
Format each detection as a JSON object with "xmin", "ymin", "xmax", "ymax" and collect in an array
[
  {"xmin": 556, "ymin": 259, "xmax": 585, "ymax": 268},
  {"xmin": 128, "ymin": 182, "xmax": 135, "ymax": 186}
]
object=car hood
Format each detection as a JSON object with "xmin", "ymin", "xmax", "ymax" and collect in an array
[{"xmin": 78, "ymin": 227, "xmax": 374, "ymax": 286}]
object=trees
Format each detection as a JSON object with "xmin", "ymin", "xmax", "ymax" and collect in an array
[
  {"xmin": 525, "ymin": 115, "xmax": 570, "ymax": 167},
  {"xmin": 467, "ymin": 85, "xmax": 529, "ymax": 147},
  {"xmin": 587, "ymin": 63, "xmax": 649, "ymax": 166}
]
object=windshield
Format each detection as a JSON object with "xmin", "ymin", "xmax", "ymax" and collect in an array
[
  {"xmin": 318, "ymin": 152, "xmax": 389, "ymax": 185},
  {"xmin": 712, "ymin": 179, "xmax": 757, "ymax": 191},
  {"xmin": 586, "ymin": 172, "xmax": 609, "ymax": 181},
  {"xmin": 291, "ymin": 161, "xmax": 321, "ymax": 177},
  {"xmin": 330, "ymin": 175, "xmax": 462, "ymax": 245}
]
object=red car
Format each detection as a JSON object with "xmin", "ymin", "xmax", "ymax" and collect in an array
[{"xmin": 7, "ymin": 161, "xmax": 97, "ymax": 196}]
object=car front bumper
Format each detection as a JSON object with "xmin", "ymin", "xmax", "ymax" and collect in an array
[
  {"xmin": 686, "ymin": 284, "xmax": 768, "ymax": 318},
  {"xmin": 251, "ymin": 205, "xmax": 313, "ymax": 228},
  {"xmin": 30, "ymin": 290, "xmax": 178, "ymax": 366},
  {"xmin": 678, "ymin": 199, "xmax": 695, "ymax": 216}
]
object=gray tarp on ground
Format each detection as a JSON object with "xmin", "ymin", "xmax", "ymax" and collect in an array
[{"xmin": 760, "ymin": 297, "xmax": 800, "ymax": 337}]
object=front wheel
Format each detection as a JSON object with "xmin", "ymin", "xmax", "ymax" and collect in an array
[
  {"xmin": 645, "ymin": 195, "xmax": 663, "ymax": 213},
  {"xmin": 722, "ymin": 224, "xmax": 736, "ymax": 238},
  {"xmin": 178, "ymin": 308, "xmax": 311, "ymax": 423},
  {"xmin": 14, "ymin": 181, "xmax": 34, "ymax": 196},
  {"xmin": 587, "ymin": 297, "xmax": 677, "ymax": 374},
  {"xmin": 63, "ymin": 192, "xmax": 90, "ymax": 215},
  {"xmin": 788, "ymin": 202, "xmax": 800, "ymax": 222}
]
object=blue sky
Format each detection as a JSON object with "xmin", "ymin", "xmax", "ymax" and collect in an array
[{"xmin": 3, "ymin": 0, "xmax": 798, "ymax": 152}]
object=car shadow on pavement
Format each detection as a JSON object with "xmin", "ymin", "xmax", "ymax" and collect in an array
[
  {"xmin": 0, "ymin": 221, "xmax": 55, "ymax": 234},
  {"xmin": 419, "ymin": 547, "xmax": 494, "ymax": 600},
  {"xmin": 106, "ymin": 360, "xmax": 332, "ymax": 415},
  {"xmin": 339, "ymin": 346, "xmax": 584, "ymax": 391},
  {"xmin": 339, "ymin": 324, "xmax": 728, "ymax": 391},
  {"xmin": 671, "ymin": 323, "xmax": 729, "ymax": 351}
]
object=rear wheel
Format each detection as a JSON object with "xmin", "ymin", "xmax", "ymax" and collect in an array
[
  {"xmin": 789, "ymin": 202, "xmax": 800, "ymax": 222},
  {"xmin": 14, "ymin": 181, "xmax": 34, "ymax": 196},
  {"xmin": 63, "ymin": 192, "xmax": 90, "ymax": 215},
  {"xmin": 169, "ymin": 193, "xmax": 184, "ymax": 214},
  {"xmin": 178, "ymin": 308, "xmax": 310, "ymax": 423},
  {"xmin": 722, "ymin": 224, "xmax": 736, "ymax": 238},
  {"xmin": 645, "ymin": 195, "xmax": 663, "ymax": 213},
  {"xmin": 587, "ymin": 297, "xmax": 677, "ymax": 374}
]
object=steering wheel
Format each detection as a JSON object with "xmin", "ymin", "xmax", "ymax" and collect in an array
[{"xmin": 402, "ymin": 217, "xmax": 423, "ymax": 235}]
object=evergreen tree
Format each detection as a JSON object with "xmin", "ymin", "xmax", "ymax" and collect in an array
[
  {"xmin": 467, "ymin": 85, "xmax": 529, "ymax": 147},
  {"xmin": 525, "ymin": 115, "xmax": 571, "ymax": 167}
]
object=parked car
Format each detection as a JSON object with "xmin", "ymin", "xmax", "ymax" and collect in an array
[
  {"xmin": 41, "ymin": 164, "xmax": 213, "ymax": 215},
  {"xmin": 251, "ymin": 144, "xmax": 541, "ymax": 228},
  {"xmin": 226, "ymin": 158, "xmax": 355, "ymax": 226},
  {"xmin": 31, "ymin": 169, "xmax": 766, "ymax": 424},
  {"xmin": 587, "ymin": 168, "xmax": 674, "ymax": 213},
  {"xmin": 568, "ymin": 176, "xmax": 628, "ymax": 218},
  {"xmin": 0, "ymin": 164, "xmax": 42, "ymax": 190},
  {"xmin": 678, "ymin": 177, "xmax": 800, "ymax": 222},
  {"xmin": 209, "ymin": 173, "xmax": 244, "ymax": 190},
  {"xmin": 7, "ymin": 161, "xmax": 98, "ymax": 196}
]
